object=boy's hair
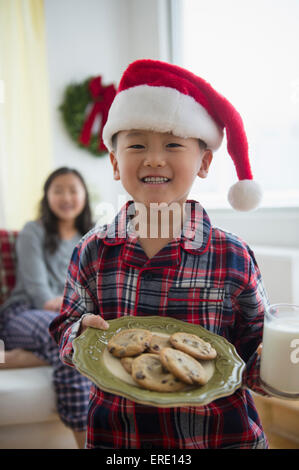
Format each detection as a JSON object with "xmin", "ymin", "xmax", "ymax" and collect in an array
[{"xmin": 111, "ymin": 132, "xmax": 207, "ymax": 152}]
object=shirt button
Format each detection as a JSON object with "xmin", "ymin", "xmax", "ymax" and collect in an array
[{"xmin": 143, "ymin": 272, "xmax": 153, "ymax": 281}]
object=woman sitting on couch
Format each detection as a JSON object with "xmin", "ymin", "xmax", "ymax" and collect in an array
[{"xmin": 0, "ymin": 167, "xmax": 94, "ymax": 448}]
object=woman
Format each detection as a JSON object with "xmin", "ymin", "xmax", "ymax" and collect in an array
[{"xmin": 0, "ymin": 167, "xmax": 94, "ymax": 448}]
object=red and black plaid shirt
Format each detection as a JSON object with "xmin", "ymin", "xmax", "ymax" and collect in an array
[{"xmin": 49, "ymin": 201, "xmax": 269, "ymax": 449}]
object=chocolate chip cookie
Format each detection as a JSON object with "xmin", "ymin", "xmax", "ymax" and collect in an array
[
  {"xmin": 131, "ymin": 353, "xmax": 186, "ymax": 392},
  {"xmin": 148, "ymin": 334, "xmax": 173, "ymax": 354},
  {"xmin": 170, "ymin": 332, "xmax": 217, "ymax": 360},
  {"xmin": 120, "ymin": 357, "xmax": 134, "ymax": 374},
  {"xmin": 160, "ymin": 347, "xmax": 208, "ymax": 385},
  {"xmin": 107, "ymin": 328, "xmax": 152, "ymax": 357}
]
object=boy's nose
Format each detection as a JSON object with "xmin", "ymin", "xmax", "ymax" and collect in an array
[{"xmin": 144, "ymin": 153, "xmax": 166, "ymax": 168}]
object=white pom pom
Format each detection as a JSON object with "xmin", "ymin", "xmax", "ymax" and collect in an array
[{"xmin": 227, "ymin": 180, "xmax": 263, "ymax": 211}]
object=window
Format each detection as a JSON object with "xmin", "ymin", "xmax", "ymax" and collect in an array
[{"xmin": 171, "ymin": 0, "xmax": 299, "ymax": 209}]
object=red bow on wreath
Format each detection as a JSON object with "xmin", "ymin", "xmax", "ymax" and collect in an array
[{"xmin": 79, "ymin": 76, "xmax": 116, "ymax": 152}]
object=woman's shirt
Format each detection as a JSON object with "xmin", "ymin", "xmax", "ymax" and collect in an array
[{"xmin": 1, "ymin": 220, "xmax": 82, "ymax": 310}]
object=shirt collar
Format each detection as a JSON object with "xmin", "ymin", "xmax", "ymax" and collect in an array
[{"xmin": 101, "ymin": 200, "xmax": 212, "ymax": 267}]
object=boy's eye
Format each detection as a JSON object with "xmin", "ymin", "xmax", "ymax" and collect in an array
[
  {"xmin": 128, "ymin": 144, "xmax": 144, "ymax": 149},
  {"xmin": 166, "ymin": 143, "xmax": 183, "ymax": 148}
]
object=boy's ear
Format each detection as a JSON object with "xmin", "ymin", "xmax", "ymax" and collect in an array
[
  {"xmin": 197, "ymin": 149, "xmax": 213, "ymax": 179},
  {"xmin": 109, "ymin": 152, "xmax": 120, "ymax": 180}
]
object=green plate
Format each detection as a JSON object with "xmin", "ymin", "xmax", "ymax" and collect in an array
[{"xmin": 73, "ymin": 316, "xmax": 245, "ymax": 407}]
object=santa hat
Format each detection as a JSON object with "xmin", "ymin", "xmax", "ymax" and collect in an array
[{"xmin": 102, "ymin": 59, "xmax": 262, "ymax": 211}]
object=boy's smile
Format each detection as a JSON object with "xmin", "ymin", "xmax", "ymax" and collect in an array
[{"xmin": 110, "ymin": 130, "xmax": 213, "ymax": 208}]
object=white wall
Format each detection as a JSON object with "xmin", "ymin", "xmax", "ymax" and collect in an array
[
  {"xmin": 252, "ymin": 246, "xmax": 299, "ymax": 305},
  {"xmin": 44, "ymin": 0, "xmax": 170, "ymax": 219}
]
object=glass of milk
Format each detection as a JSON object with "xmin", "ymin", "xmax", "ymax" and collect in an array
[{"xmin": 260, "ymin": 304, "xmax": 299, "ymax": 399}]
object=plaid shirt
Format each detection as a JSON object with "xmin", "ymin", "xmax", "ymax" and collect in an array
[{"xmin": 49, "ymin": 201, "xmax": 269, "ymax": 449}]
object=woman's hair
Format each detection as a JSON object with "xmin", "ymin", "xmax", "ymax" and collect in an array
[{"xmin": 38, "ymin": 167, "xmax": 93, "ymax": 253}]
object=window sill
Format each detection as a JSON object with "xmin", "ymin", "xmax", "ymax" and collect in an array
[
  {"xmin": 203, "ymin": 204, "xmax": 299, "ymax": 249},
  {"xmin": 190, "ymin": 191, "xmax": 299, "ymax": 212}
]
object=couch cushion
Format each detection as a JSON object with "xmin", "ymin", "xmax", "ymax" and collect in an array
[{"xmin": 0, "ymin": 366, "xmax": 58, "ymax": 426}]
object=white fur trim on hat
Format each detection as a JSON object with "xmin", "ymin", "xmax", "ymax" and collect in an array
[
  {"xmin": 227, "ymin": 180, "xmax": 263, "ymax": 211},
  {"xmin": 102, "ymin": 85, "xmax": 223, "ymax": 152}
]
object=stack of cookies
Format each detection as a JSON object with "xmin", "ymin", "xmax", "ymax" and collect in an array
[{"xmin": 107, "ymin": 328, "xmax": 217, "ymax": 393}]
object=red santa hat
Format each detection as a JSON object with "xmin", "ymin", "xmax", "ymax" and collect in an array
[{"xmin": 102, "ymin": 59, "xmax": 262, "ymax": 211}]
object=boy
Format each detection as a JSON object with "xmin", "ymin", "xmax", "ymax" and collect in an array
[{"xmin": 49, "ymin": 60, "xmax": 269, "ymax": 449}]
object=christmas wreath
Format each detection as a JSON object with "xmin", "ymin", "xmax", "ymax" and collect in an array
[{"xmin": 59, "ymin": 76, "xmax": 116, "ymax": 157}]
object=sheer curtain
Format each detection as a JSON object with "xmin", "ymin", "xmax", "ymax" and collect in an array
[
  {"xmin": 172, "ymin": 0, "xmax": 299, "ymax": 209},
  {"xmin": 0, "ymin": 0, "xmax": 53, "ymax": 229}
]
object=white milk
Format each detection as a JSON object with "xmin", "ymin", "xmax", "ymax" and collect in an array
[{"xmin": 260, "ymin": 315, "xmax": 299, "ymax": 394}]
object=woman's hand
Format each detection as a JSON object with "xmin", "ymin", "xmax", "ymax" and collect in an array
[
  {"xmin": 43, "ymin": 296, "xmax": 63, "ymax": 312},
  {"xmin": 79, "ymin": 314, "xmax": 109, "ymax": 336}
]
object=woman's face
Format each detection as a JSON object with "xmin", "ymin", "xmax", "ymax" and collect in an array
[{"xmin": 47, "ymin": 173, "xmax": 87, "ymax": 222}]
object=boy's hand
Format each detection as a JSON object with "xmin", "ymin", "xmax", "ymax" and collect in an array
[
  {"xmin": 257, "ymin": 343, "xmax": 263, "ymax": 356},
  {"xmin": 79, "ymin": 314, "xmax": 109, "ymax": 336}
]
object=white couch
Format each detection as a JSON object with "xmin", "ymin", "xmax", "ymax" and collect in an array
[
  {"xmin": 0, "ymin": 366, "xmax": 77, "ymax": 449},
  {"xmin": 0, "ymin": 229, "xmax": 79, "ymax": 449}
]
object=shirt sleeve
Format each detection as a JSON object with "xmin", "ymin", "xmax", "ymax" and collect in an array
[
  {"xmin": 16, "ymin": 222, "xmax": 55, "ymax": 309},
  {"xmin": 233, "ymin": 246, "xmax": 270, "ymax": 396},
  {"xmin": 49, "ymin": 231, "xmax": 100, "ymax": 367}
]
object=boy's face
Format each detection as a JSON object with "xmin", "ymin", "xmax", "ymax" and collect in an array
[{"xmin": 109, "ymin": 130, "xmax": 213, "ymax": 208}]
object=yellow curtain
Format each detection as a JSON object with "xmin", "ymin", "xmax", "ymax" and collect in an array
[{"xmin": 0, "ymin": 0, "xmax": 53, "ymax": 230}]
